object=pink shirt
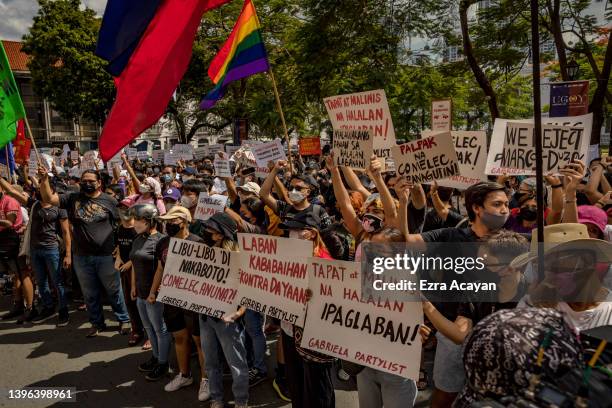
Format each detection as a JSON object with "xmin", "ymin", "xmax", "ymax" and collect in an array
[{"xmin": 0, "ymin": 194, "xmax": 23, "ymax": 232}]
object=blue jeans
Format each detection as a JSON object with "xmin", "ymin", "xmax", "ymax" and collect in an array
[
  {"xmin": 73, "ymin": 255, "xmax": 130, "ymax": 328},
  {"xmin": 31, "ymin": 247, "xmax": 67, "ymax": 311},
  {"xmin": 244, "ymin": 310, "xmax": 267, "ymax": 374},
  {"xmin": 357, "ymin": 367, "xmax": 417, "ymax": 408},
  {"xmin": 136, "ymin": 298, "xmax": 171, "ymax": 364},
  {"xmin": 199, "ymin": 316, "xmax": 249, "ymax": 405}
]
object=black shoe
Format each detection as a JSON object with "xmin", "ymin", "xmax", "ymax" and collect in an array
[
  {"xmin": 248, "ymin": 369, "xmax": 267, "ymax": 388},
  {"xmin": 145, "ymin": 363, "xmax": 169, "ymax": 381},
  {"xmin": 1, "ymin": 305, "xmax": 24, "ymax": 320},
  {"xmin": 31, "ymin": 308, "xmax": 55, "ymax": 323},
  {"xmin": 57, "ymin": 309, "xmax": 69, "ymax": 327},
  {"xmin": 16, "ymin": 308, "xmax": 37, "ymax": 324},
  {"xmin": 138, "ymin": 356, "xmax": 158, "ymax": 373}
]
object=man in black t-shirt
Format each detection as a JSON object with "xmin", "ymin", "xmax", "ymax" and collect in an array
[
  {"xmin": 260, "ymin": 160, "xmax": 331, "ymax": 231},
  {"xmin": 39, "ymin": 167, "xmax": 130, "ymax": 338}
]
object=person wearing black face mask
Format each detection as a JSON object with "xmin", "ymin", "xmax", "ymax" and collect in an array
[
  {"xmin": 38, "ymin": 167, "xmax": 131, "ymax": 338},
  {"xmin": 151, "ymin": 206, "xmax": 211, "ymax": 399}
]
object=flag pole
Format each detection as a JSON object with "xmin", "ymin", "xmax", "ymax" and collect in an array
[
  {"xmin": 22, "ymin": 116, "xmax": 42, "ymax": 164},
  {"xmin": 5, "ymin": 146, "xmax": 12, "ymax": 184},
  {"xmin": 268, "ymin": 69, "xmax": 294, "ymax": 174}
]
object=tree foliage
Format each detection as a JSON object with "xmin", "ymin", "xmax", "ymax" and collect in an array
[{"xmin": 22, "ymin": 0, "xmax": 115, "ymax": 124}]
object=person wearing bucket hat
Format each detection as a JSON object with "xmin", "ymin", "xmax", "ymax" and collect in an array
[
  {"xmin": 149, "ymin": 206, "xmax": 210, "ymax": 401},
  {"xmin": 453, "ymin": 307, "xmax": 584, "ymax": 408},
  {"xmin": 515, "ymin": 223, "xmax": 612, "ymax": 333},
  {"xmin": 197, "ymin": 212, "xmax": 250, "ymax": 408}
]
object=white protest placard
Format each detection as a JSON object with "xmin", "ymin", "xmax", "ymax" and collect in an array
[
  {"xmin": 226, "ymin": 145, "xmax": 240, "ymax": 157},
  {"xmin": 233, "ymin": 234, "xmax": 312, "ymax": 326},
  {"xmin": 136, "ymin": 151, "xmax": 149, "ymax": 160},
  {"xmin": 164, "ymin": 152, "xmax": 180, "ymax": 166},
  {"xmin": 301, "ymin": 258, "xmax": 422, "ymax": 380},
  {"xmin": 194, "ymin": 193, "xmax": 228, "ymax": 221},
  {"xmin": 251, "ymin": 139, "xmax": 286, "ymax": 168},
  {"xmin": 392, "ymin": 133, "xmax": 460, "ymax": 184},
  {"xmin": 324, "ymin": 89, "xmax": 397, "ymax": 161},
  {"xmin": 587, "ymin": 144, "xmax": 600, "ymax": 166},
  {"xmin": 173, "ymin": 144, "xmax": 194, "ymax": 161},
  {"xmin": 157, "ymin": 238, "xmax": 239, "ymax": 319},
  {"xmin": 422, "ymin": 130, "xmax": 487, "ymax": 189},
  {"xmin": 152, "ymin": 150, "xmax": 164, "ymax": 164},
  {"xmin": 125, "ymin": 147, "xmax": 137, "ymax": 160},
  {"xmin": 254, "ymin": 166, "xmax": 270, "ymax": 179},
  {"xmin": 208, "ymin": 144, "xmax": 225, "ymax": 156},
  {"xmin": 485, "ymin": 113, "xmax": 592, "ymax": 175},
  {"xmin": 68, "ymin": 166, "xmax": 82, "ymax": 179},
  {"xmin": 80, "ymin": 150, "xmax": 102, "ymax": 170},
  {"xmin": 194, "ymin": 147, "xmax": 208, "ymax": 160},
  {"xmin": 214, "ymin": 158, "xmax": 232, "ymax": 178},
  {"xmin": 60, "ymin": 144, "xmax": 70, "ymax": 161},
  {"xmin": 332, "ymin": 129, "xmax": 374, "ymax": 170},
  {"xmin": 431, "ymin": 99, "xmax": 452, "ymax": 132},
  {"xmin": 70, "ymin": 151, "xmax": 79, "ymax": 161},
  {"xmin": 28, "ymin": 151, "xmax": 53, "ymax": 177}
]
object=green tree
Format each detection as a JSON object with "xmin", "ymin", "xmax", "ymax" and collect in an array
[{"xmin": 22, "ymin": 0, "xmax": 115, "ymax": 124}]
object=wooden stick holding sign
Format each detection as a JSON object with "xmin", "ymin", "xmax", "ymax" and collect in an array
[
  {"xmin": 268, "ymin": 70, "xmax": 294, "ymax": 174},
  {"xmin": 23, "ymin": 116, "xmax": 42, "ymax": 165}
]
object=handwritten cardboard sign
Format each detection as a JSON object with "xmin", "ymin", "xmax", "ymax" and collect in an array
[
  {"xmin": 194, "ymin": 193, "xmax": 228, "ymax": 221},
  {"xmin": 431, "ymin": 99, "xmax": 452, "ymax": 132},
  {"xmin": 252, "ymin": 139, "xmax": 287, "ymax": 168},
  {"xmin": 214, "ymin": 158, "xmax": 232, "ymax": 178},
  {"xmin": 301, "ymin": 258, "xmax": 423, "ymax": 380},
  {"xmin": 392, "ymin": 133, "xmax": 459, "ymax": 184},
  {"xmin": 422, "ymin": 131, "xmax": 487, "ymax": 189},
  {"xmin": 299, "ymin": 137, "xmax": 322, "ymax": 156},
  {"xmin": 172, "ymin": 144, "xmax": 194, "ymax": 161},
  {"xmin": 332, "ymin": 129, "xmax": 374, "ymax": 170},
  {"xmin": 485, "ymin": 113, "xmax": 592, "ymax": 175},
  {"xmin": 158, "ymin": 238, "xmax": 238, "ymax": 319},
  {"xmin": 233, "ymin": 234, "xmax": 312, "ymax": 326}
]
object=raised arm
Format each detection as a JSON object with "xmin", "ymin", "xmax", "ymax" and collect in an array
[
  {"xmin": 122, "ymin": 153, "xmax": 141, "ymax": 193},
  {"xmin": 410, "ymin": 183, "xmax": 426, "ymax": 210},
  {"xmin": 259, "ymin": 160, "xmax": 286, "ymax": 214},
  {"xmin": 340, "ymin": 166, "xmax": 371, "ymax": 200},
  {"xmin": 429, "ymin": 181, "xmax": 449, "ymax": 221},
  {"xmin": 367, "ymin": 155, "xmax": 398, "ymax": 227},
  {"xmin": 422, "ymin": 301, "xmax": 473, "ymax": 345},
  {"xmin": 584, "ymin": 163, "xmax": 604, "ymax": 204},
  {"xmin": 0, "ymin": 177, "xmax": 29, "ymax": 206},
  {"xmin": 37, "ymin": 165, "xmax": 60, "ymax": 207},
  {"xmin": 559, "ymin": 160, "xmax": 586, "ymax": 223},
  {"xmin": 544, "ymin": 173, "xmax": 563, "ymax": 225},
  {"xmin": 326, "ymin": 153, "xmax": 362, "ymax": 237},
  {"xmin": 394, "ymin": 177, "xmax": 411, "ymax": 240}
]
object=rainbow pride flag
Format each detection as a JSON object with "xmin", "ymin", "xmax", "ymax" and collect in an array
[{"xmin": 200, "ymin": 0, "xmax": 270, "ymax": 110}]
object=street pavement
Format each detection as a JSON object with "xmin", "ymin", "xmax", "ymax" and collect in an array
[{"xmin": 0, "ymin": 295, "xmax": 432, "ymax": 408}]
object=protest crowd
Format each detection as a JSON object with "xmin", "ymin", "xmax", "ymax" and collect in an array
[
  {"xmin": 0, "ymin": 0, "xmax": 611, "ymax": 406},
  {"xmin": 0, "ymin": 133, "xmax": 610, "ymax": 407}
]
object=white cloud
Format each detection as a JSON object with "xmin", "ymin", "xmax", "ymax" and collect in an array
[{"xmin": 0, "ymin": 0, "xmax": 106, "ymax": 41}]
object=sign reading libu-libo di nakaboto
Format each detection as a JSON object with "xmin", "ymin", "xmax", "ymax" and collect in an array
[
  {"xmin": 157, "ymin": 238, "xmax": 239, "ymax": 319},
  {"xmin": 391, "ymin": 133, "xmax": 460, "ymax": 184},
  {"xmin": 232, "ymin": 234, "xmax": 313, "ymax": 326},
  {"xmin": 301, "ymin": 258, "xmax": 423, "ymax": 380}
]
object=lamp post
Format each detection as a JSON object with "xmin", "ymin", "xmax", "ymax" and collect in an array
[{"xmin": 567, "ymin": 59, "xmax": 580, "ymax": 81}]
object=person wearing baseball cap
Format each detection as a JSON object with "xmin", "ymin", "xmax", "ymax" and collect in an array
[
  {"xmin": 236, "ymin": 182, "xmax": 260, "ymax": 201},
  {"xmin": 162, "ymin": 187, "xmax": 181, "ymax": 213},
  {"xmin": 150, "ymin": 206, "xmax": 211, "ymax": 401}
]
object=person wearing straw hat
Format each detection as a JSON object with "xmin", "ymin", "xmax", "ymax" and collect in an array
[{"xmin": 515, "ymin": 223, "xmax": 612, "ymax": 333}]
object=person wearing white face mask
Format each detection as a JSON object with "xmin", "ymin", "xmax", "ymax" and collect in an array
[
  {"xmin": 129, "ymin": 204, "xmax": 171, "ymax": 382},
  {"xmin": 259, "ymin": 160, "xmax": 331, "ymax": 235},
  {"xmin": 180, "ymin": 179, "xmax": 212, "ymax": 237}
]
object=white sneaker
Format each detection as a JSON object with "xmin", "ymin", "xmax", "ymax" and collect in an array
[
  {"xmin": 198, "ymin": 378, "xmax": 211, "ymax": 402},
  {"xmin": 164, "ymin": 373, "xmax": 193, "ymax": 392},
  {"xmin": 210, "ymin": 400, "xmax": 224, "ymax": 408}
]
